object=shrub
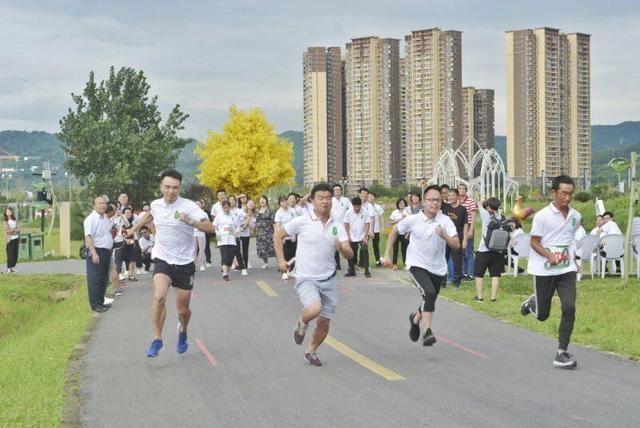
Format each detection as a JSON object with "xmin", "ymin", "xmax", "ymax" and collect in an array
[{"xmin": 574, "ymin": 191, "xmax": 592, "ymax": 202}]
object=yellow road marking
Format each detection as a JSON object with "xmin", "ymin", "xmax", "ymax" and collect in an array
[
  {"xmin": 324, "ymin": 336, "xmax": 405, "ymax": 381},
  {"xmin": 256, "ymin": 280, "xmax": 278, "ymax": 297}
]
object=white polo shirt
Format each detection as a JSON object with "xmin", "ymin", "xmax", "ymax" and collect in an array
[
  {"xmin": 83, "ymin": 210, "xmax": 114, "ymax": 250},
  {"xmin": 372, "ymin": 203, "xmax": 384, "ymax": 233},
  {"xmin": 600, "ymin": 220, "xmax": 622, "ymax": 237},
  {"xmin": 275, "ymin": 207, "xmax": 295, "ymax": 241},
  {"xmin": 210, "ymin": 202, "xmax": 222, "ymax": 218},
  {"xmin": 139, "ymin": 235, "xmax": 155, "ymax": 254},
  {"xmin": 527, "ymin": 203, "xmax": 581, "ymax": 276},
  {"xmin": 343, "ymin": 208, "xmax": 370, "ymax": 242},
  {"xmin": 331, "ymin": 196, "xmax": 353, "ymax": 222},
  {"xmin": 213, "ymin": 212, "xmax": 237, "ymax": 246},
  {"xmin": 283, "ymin": 210, "xmax": 349, "ymax": 280},
  {"xmin": 150, "ymin": 196, "xmax": 208, "ymax": 265},
  {"xmin": 396, "ymin": 211, "xmax": 457, "ymax": 276}
]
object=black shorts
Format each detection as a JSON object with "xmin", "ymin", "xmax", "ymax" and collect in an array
[
  {"xmin": 219, "ymin": 245, "xmax": 235, "ymax": 266},
  {"xmin": 474, "ymin": 251, "xmax": 504, "ymax": 278},
  {"xmin": 153, "ymin": 258, "xmax": 196, "ymax": 290}
]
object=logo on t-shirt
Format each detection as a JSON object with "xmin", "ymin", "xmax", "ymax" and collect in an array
[
  {"xmin": 571, "ymin": 217, "xmax": 577, "ymax": 227},
  {"xmin": 332, "ymin": 226, "xmax": 337, "ymax": 236},
  {"xmin": 174, "ymin": 211, "xmax": 179, "ymax": 220}
]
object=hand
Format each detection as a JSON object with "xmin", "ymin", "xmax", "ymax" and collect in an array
[
  {"xmin": 91, "ymin": 253, "xmax": 100, "ymax": 265},
  {"xmin": 278, "ymin": 259, "xmax": 289, "ymax": 273},
  {"xmin": 546, "ymin": 253, "xmax": 560, "ymax": 266},
  {"xmin": 462, "ymin": 240, "xmax": 468, "ymax": 250},
  {"xmin": 178, "ymin": 212, "xmax": 194, "ymax": 225},
  {"xmin": 124, "ymin": 228, "xmax": 135, "ymax": 238},
  {"xmin": 467, "ymin": 229, "xmax": 474, "ymax": 239},
  {"xmin": 435, "ymin": 225, "xmax": 444, "ymax": 239},
  {"xmin": 382, "ymin": 256, "xmax": 392, "ymax": 268},
  {"xmin": 363, "ymin": 236, "xmax": 369, "ymax": 245}
]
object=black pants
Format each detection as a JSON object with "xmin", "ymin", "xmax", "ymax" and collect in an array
[
  {"xmin": 335, "ymin": 251, "xmax": 341, "ymax": 269},
  {"xmin": 448, "ymin": 239, "xmax": 463, "ymax": 285},
  {"xmin": 348, "ymin": 241, "xmax": 369, "ymax": 271},
  {"xmin": 6, "ymin": 238, "xmax": 19, "ymax": 269},
  {"xmin": 142, "ymin": 253, "xmax": 152, "ymax": 271},
  {"xmin": 86, "ymin": 248, "xmax": 111, "ymax": 310},
  {"xmin": 392, "ymin": 234, "xmax": 408, "ymax": 265},
  {"xmin": 239, "ymin": 236, "xmax": 250, "ymax": 268},
  {"xmin": 372, "ymin": 232, "xmax": 381, "ymax": 262},
  {"xmin": 233, "ymin": 238, "xmax": 245, "ymax": 269},
  {"xmin": 533, "ymin": 272, "xmax": 577, "ymax": 350},
  {"xmin": 135, "ymin": 241, "xmax": 143, "ymax": 268},
  {"xmin": 409, "ymin": 266, "xmax": 445, "ymax": 313},
  {"xmin": 284, "ymin": 239, "xmax": 296, "ymax": 262},
  {"xmin": 204, "ymin": 233, "xmax": 212, "ymax": 264}
]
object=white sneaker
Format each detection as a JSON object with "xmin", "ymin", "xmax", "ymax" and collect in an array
[
  {"xmin": 119, "ymin": 273, "xmax": 127, "ymax": 280},
  {"xmin": 288, "ymin": 270, "xmax": 296, "ymax": 278},
  {"xmin": 206, "ymin": 263, "xmax": 211, "ymax": 268},
  {"xmin": 104, "ymin": 297, "xmax": 114, "ymax": 305},
  {"xmin": 241, "ymin": 269, "xmax": 248, "ymax": 276},
  {"xmin": 281, "ymin": 272, "xmax": 289, "ymax": 280},
  {"xmin": 261, "ymin": 263, "xmax": 268, "ymax": 269},
  {"xmin": 124, "ymin": 270, "xmax": 129, "ymax": 276},
  {"xmin": 136, "ymin": 269, "xmax": 143, "ymax": 275},
  {"xmin": 248, "ymin": 263, "xmax": 253, "ymax": 269},
  {"xmin": 143, "ymin": 270, "xmax": 150, "ymax": 274},
  {"xmin": 199, "ymin": 266, "xmax": 206, "ymax": 272}
]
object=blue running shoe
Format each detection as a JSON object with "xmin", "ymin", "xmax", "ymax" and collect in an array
[
  {"xmin": 177, "ymin": 323, "xmax": 188, "ymax": 354},
  {"xmin": 146, "ymin": 339, "xmax": 163, "ymax": 357}
]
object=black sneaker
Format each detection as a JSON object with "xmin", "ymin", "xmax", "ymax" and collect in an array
[
  {"xmin": 336, "ymin": 265, "xmax": 341, "ymax": 271},
  {"xmin": 409, "ymin": 313, "xmax": 420, "ymax": 342},
  {"xmin": 553, "ymin": 351, "xmax": 577, "ymax": 369},
  {"xmin": 472, "ymin": 296, "xmax": 483, "ymax": 302},
  {"xmin": 422, "ymin": 328, "xmax": 436, "ymax": 346},
  {"xmin": 344, "ymin": 270, "xmax": 356, "ymax": 277},
  {"xmin": 223, "ymin": 274, "xmax": 230, "ymax": 281},
  {"xmin": 520, "ymin": 294, "xmax": 535, "ymax": 316},
  {"xmin": 305, "ymin": 351, "xmax": 322, "ymax": 366},
  {"xmin": 364, "ymin": 269, "xmax": 371, "ymax": 278}
]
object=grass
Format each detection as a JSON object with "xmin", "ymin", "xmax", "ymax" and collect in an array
[
  {"xmin": 0, "ymin": 274, "xmax": 93, "ymax": 426},
  {"xmin": 438, "ymin": 274, "xmax": 640, "ymax": 359}
]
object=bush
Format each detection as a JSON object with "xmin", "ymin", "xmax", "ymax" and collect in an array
[{"xmin": 574, "ymin": 191, "xmax": 592, "ymax": 202}]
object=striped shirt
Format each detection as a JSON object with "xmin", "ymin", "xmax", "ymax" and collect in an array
[{"xmin": 460, "ymin": 196, "xmax": 477, "ymax": 223}]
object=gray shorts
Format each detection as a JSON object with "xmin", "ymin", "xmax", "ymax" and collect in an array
[{"xmin": 295, "ymin": 277, "xmax": 337, "ymax": 319}]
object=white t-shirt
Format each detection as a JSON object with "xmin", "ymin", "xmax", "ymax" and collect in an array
[
  {"xmin": 210, "ymin": 202, "xmax": 223, "ymax": 218},
  {"xmin": 372, "ymin": 203, "xmax": 384, "ymax": 233},
  {"xmin": 7, "ymin": 219, "xmax": 19, "ymax": 240},
  {"xmin": 331, "ymin": 196, "xmax": 353, "ymax": 222},
  {"xmin": 237, "ymin": 210, "xmax": 253, "ymax": 238},
  {"xmin": 213, "ymin": 212, "xmax": 237, "ymax": 246},
  {"xmin": 150, "ymin": 196, "xmax": 209, "ymax": 265},
  {"xmin": 477, "ymin": 207, "xmax": 503, "ymax": 253},
  {"xmin": 396, "ymin": 211, "xmax": 457, "ymax": 276},
  {"xmin": 600, "ymin": 220, "xmax": 622, "ymax": 237},
  {"xmin": 390, "ymin": 209, "xmax": 406, "ymax": 225},
  {"xmin": 139, "ymin": 235, "xmax": 155, "ymax": 254},
  {"xmin": 574, "ymin": 225, "xmax": 586, "ymax": 243},
  {"xmin": 275, "ymin": 207, "xmax": 295, "ymax": 241},
  {"xmin": 527, "ymin": 203, "xmax": 581, "ymax": 276},
  {"xmin": 283, "ymin": 210, "xmax": 349, "ymax": 280},
  {"xmin": 83, "ymin": 210, "xmax": 114, "ymax": 250},
  {"xmin": 343, "ymin": 208, "xmax": 370, "ymax": 242},
  {"xmin": 111, "ymin": 216, "xmax": 124, "ymax": 243}
]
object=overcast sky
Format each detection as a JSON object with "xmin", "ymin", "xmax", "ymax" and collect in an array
[{"xmin": 1, "ymin": 0, "xmax": 638, "ymax": 139}]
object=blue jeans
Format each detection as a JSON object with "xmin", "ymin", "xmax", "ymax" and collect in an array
[{"xmin": 462, "ymin": 237, "xmax": 474, "ymax": 278}]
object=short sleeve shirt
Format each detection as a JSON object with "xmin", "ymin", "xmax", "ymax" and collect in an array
[
  {"xmin": 210, "ymin": 202, "xmax": 222, "ymax": 218},
  {"xmin": 343, "ymin": 208, "xmax": 370, "ymax": 242},
  {"xmin": 442, "ymin": 204, "xmax": 467, "ymax": 239},
  {"xmin": 331, "ymin": 196, "xmax": 353, "ymax": 222},
  {"xmin": 372, "ymin": 203, "xmax": 384, "ymax": 233},
  {"xmin": 213, "ymin": 212, "xmax": 237, "ymax": 246},
  {"xmin": 275, "ymin": 207, "xmax": 295, "ymax": 241},
  {"xmin": 396, "ymin": 211, "xmax": 457, "ymax": 276},
  {"xmin": 527, "ymin": 203, "xmax": 581, "ymax": 276},
  {"xmin": 283, "ymin": 210, "xmax": 348, "ymax": 280},
  {"xmin": 83, "ymin": 210, "xmax": 113, "ymax": 250},
  {"xmin": 150, "ymin": 196, "xmax": 208, "ymax": 265},
  {"xmin": 460, "ymin": 196, "xmax": 477, "ymax": 224}
]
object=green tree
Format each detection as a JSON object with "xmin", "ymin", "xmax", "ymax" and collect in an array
[{"xmin": 59, "ymin": 66, "xmax": 189, "ymax": 204}]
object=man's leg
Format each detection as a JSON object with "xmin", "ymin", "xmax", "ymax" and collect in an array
[
  {"xmin": 151, "ymin": 273, "xmax": 171, "ymax": 339},
  {"xmin": 307, "ymin": 316, "xmax": 330, "ymax": 353},
  {"xmin": 360, "ymin": 241, "xmax": 369, "ymax": 270},
  {"xmin": 409, "ymin": 268, "xmax": 441, "ymax": 334},
  {"xmin": 464, "ymin": 237, "xmax": 474, "ymax": 278},
  {"xmin": 100, "ymin": 249, "xmax": 111, "ymax": 301},
  {"xmin": 85, "ymin": 258, "xmax": 101, "ymax": 309},
  {"xmin": 373, "ymin": 232, "xmax": 381, "ymax": 263},
  {"xmin": 175, "ymin": 288, "xmax": 192, "ymax": 332},
  {"xmin": 555, "ymin": 272, "xmax": 577, "ymax": 351},
  {"xmin": 532, "ymin": 275, "xmax": 555, "ymax": 321}
]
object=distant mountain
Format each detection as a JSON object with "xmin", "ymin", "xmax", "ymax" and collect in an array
[{"xmin": 279, "ymin": 130, "xmax": 304, "ymax": 184}]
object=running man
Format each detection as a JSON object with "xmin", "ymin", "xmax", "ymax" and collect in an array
[
  {"xmin": 383, "ymin": 185, "xmax": 459, "ymax": 346},
  {"xmin": 273, "ymin": 183, "xmax": 353, "ymax": 366},
  {"xmin": 520, "ymin": 175, "xmax": 581, "ymax": 369},
  {"xmin": 126, "ymin": 170, "xmax": 213, "ymax": 357}
]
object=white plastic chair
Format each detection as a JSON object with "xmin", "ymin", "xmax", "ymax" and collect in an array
[
  {"xmin": 632, "ymin": 234, "xmax": 640, "ymax": 279},
  {"xmin": 575, "ymin": 234, "xmax": 599, "ymax": 280},
  {"xmin": 599, "ymin": 234, "xmax": 625, "ymax": 278},
  {"xmin": 507, "ymin": 233, "xmax": 530, "ymax": 277},
  {"xmin": 632, "ymin": 217, "xmax": 640, "ymax": 236}
]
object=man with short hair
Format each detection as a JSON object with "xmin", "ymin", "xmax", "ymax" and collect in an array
[
  {"xmin": 331, "ymin": 184, "xmax": 352, "ymax": 270},
  {"xmin": 358, "ymin": 187, "xmax": 376, "ymax": 236},
  {"xmin": 138, "ymin": 227, "xmax": 154, "ymax": 273},
  {"xmin": 127, "ymin": 170, "xmax": 214, "ymax": 357},
  {"xmin": 521, "ymin": 175, "xmax": 581, "ymax": 369},
  {"xmin": 442, "ymin": 189, "xmax": 468, "ymax": 288},
  {"xmin": 274, "ymin": 183, "xmax": 353, "ymax": 366},
  {"xmin": 368, "ymin": 192, "xmax": 385, "ymax": 266},
  {"xmin": 210, "ymin": 189, "xmax": 226, "ymax": 220},
  {"xmin": 473, "ymin": 197, "xmax": 504, "ymax": 302},
  {"xmin": 440, "ymin": 184, "xmax": 451, "ymax": 210},
  {"xmin": 343, "ymin": 197, "xmax": 371, "ymax": 278},
  {"xmin": 458, "ymin": 183, "xmax": 477, "ymax": 280},
  {"xmin": 383, "ymin": 185, "xmax": 459, "ymax": 346},
  {"xmin": 599, "ymin": 211, "xmax": 623, "ymax": 272},
  {"xmin": 83, "ymin": 196, "xmax": 114, "ymax": 313}
]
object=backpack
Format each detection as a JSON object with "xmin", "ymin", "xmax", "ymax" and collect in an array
[{"xmin": 484, "ymin": 213, "xmax": 511, "ymax": 252}]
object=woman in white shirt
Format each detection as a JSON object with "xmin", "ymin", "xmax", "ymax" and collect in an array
[
  {"xmin": 3, "ymin": 207, "xmax": 20, "ymax": 273},
  {"xmin": 274, "ymin": 196, "xmax": 296, "ymax": 280},
  {"xmin": 236, "ymin": 199, "xmax": 256, "ymax": 275},
  {"xmin": 193, "ymin": 200, "xmax": 207, "ymax": 272},
  {"xmin": 212, "ymin": 201, "xmax": 237, "ymax": 281},
  {"xmin": 390, "ymin": 198, "xmax": 409, "ymax": 270}
]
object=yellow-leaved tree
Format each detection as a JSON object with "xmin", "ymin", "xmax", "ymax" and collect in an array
[{"xmin": 196, "ymin": 106, "xmax": 295, "ymax": 196}]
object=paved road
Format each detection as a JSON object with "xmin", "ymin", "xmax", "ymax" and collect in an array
[
  {"xmin": 78, "ymin": 255, "xmax": 640, "ymax": 427},
  {"xmin": 15, "ymin": 259, "xmax": 85, "ymax": 275}
]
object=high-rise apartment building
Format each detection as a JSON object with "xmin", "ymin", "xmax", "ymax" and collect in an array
[
  {"xmin": 404, "ymin": 28, "xmax": 463, "ymax": 183},
  {"xmin": 302, "ymin": 46, "xmax": 343, "ymax": 186},
  {"xmin": 344, "ymin": 37, "xmax": 401, "ymax": 187},
  {"xmin": 506, "ymin": 28, "xmax": 591, "ymax": 184},
  {"xmin": 462, "ymin": 87, "xmax": 495, "ymax": 160},
  {"xmin": 399, "ymin": 58, "xmax": 408, "ymax": 184}
]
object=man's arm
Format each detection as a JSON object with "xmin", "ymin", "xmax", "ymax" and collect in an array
[
  {"xmin": 383, "ymin": 226, "xmax": 399, "ymax": 265},
  {"xmin": 468, "ymin": 209, "xmax": 476, "ymax": 238},
  {"xmin": 531, "ymin": 235, "xmax": 560, "ymax": 265},
  {"xmin": 181, "ymin": 214, "xmax": 215, "ymax": 234},
  {"xmin": 363, "ymin": 222, "xmax": 370, "ymax": 244},
  {"xmin": 85, "ymin": 235, "xmax": 100, "ymax": 264},
  {"xmin": 437, "ymin": 226, "xmax": 460, "ymax": 249},
  {"xmin": 273, "ymin": 228, "xmax": 289, "ymax": 272},
  {"xmin": 344, "ymin": 223, "xmax": 352, "ymax": 242},
  {"xmin": 126, "ymin": 213, "xmax": 153, "ymax": 236},
  {"xmin": 337, "ymin": 240, "xmax": 354, "ymax": 260},
  {"xmin": 462, "ymin": 223, "xmax": 469, "ymax": 249}
]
